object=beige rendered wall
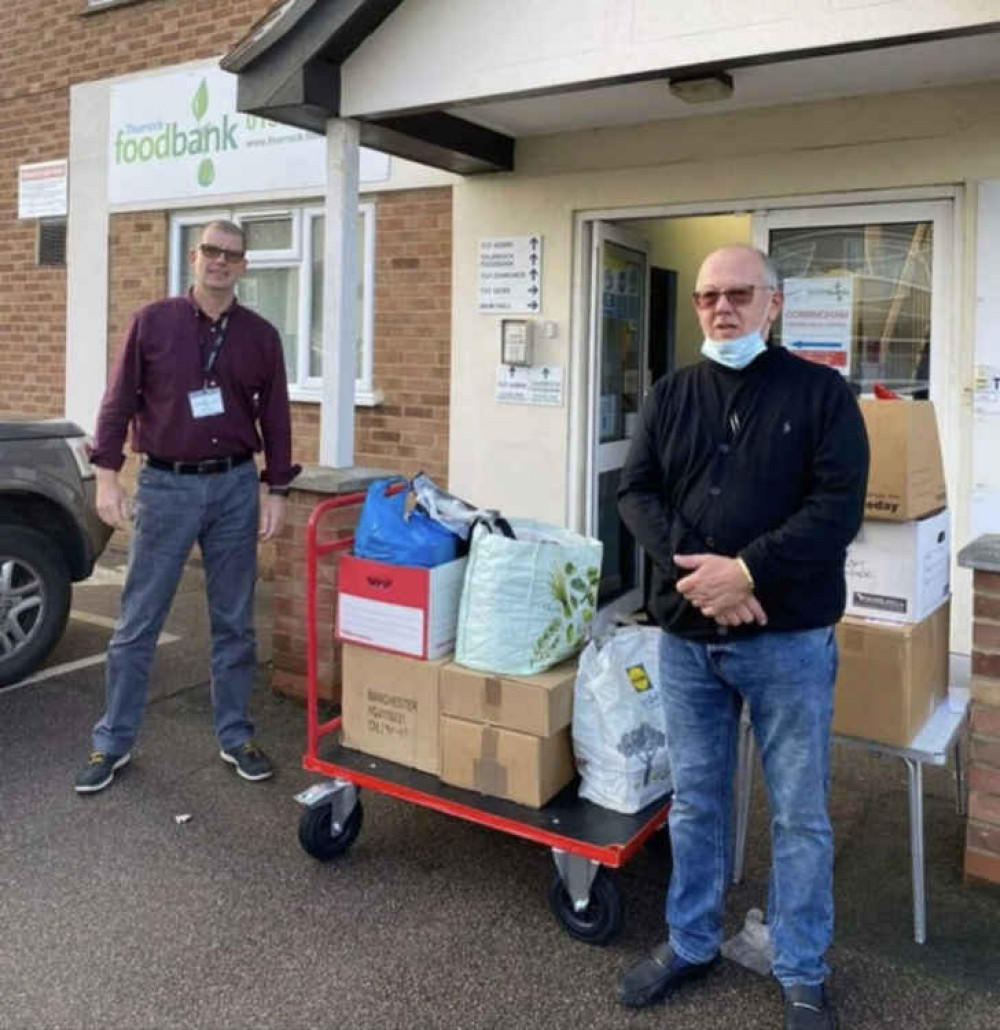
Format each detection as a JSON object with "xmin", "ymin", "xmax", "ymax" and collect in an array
[
  {"xmin": 447, "ymin": 80, "xmax": 999, "ymax": 527},
  {"xmin": 627, "ymin": 214, "xmax": 752, "ymax": 369}
]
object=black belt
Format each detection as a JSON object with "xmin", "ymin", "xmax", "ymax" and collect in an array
[{"xmin": 146, "ymin": 453, "xmax": 253, "ymax": 475}]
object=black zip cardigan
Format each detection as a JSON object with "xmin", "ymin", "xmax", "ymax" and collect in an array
[{"xmin": 618, "ymin": 346, "xmax": 870, "ymax": 640}]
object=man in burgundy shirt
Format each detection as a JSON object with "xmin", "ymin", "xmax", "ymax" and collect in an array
[{"xmin": 76, "ymin": 220, "xmax": 300, "ymax": 793}]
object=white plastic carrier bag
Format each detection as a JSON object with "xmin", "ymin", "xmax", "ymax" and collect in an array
[
  {"xmin": 572, "ymin": 625, "xmax": 673, "ymax": 814},
  {"xmin": 454, "ymin": 518, "xmax": 603, "ymax": 676}
]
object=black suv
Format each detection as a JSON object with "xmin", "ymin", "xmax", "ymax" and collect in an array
[{"xmin": 0, "ymin": 419, "xmax": 112, "ymax": 686}]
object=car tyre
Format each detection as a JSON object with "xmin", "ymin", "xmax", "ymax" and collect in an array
[{"xmin": 0, "ymin": 525, "xmax": 72, "ymax": 688}]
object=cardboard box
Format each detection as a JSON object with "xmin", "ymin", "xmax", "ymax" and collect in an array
[
  {"xmin": 439, "ymin": 660, "xmax": 576, "ymax": 737},
  {"xmin": 845, "ymin": 508, "xmax": 950, "ymax": 623},
  {"xmin": 859, "ymin": 399, "xmax": 946, "ymax": 521},
  {"xmin": 340, "ymin": 644, "xmax": 447, "ymax": 773},
  {"xmin": 439, "ymin": 715, "xmax": 576, "ymax": 808},
  {"xmin": 336, "ymin": 554, "xmax": 466, "ymax": 660},
  {"xmin": 833, "ymin": 601, "xmax": 949, "ymax": 747}
]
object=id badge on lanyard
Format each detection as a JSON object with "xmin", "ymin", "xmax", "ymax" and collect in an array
[{"xmin": 188, "ymin": 312, "xmax": 229, "ymax": 419}]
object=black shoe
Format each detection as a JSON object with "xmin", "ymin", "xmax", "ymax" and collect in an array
[
  {"xmin": 783, "ymin": 984, "xmax": 837, "ymax": 1030},
  {"xmin": 220, "ymin": 741, "xmax": 274, "ymax": 781},
  {"xmin": 75, "ymin": 750, "xmax": 131, "ymax": 794},
  {"xmin": 618, "ymin": 942, "xmax": 721, "ymax": 1008}
]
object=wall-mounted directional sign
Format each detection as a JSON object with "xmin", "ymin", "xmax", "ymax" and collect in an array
[{"xmin": 478, "ymin": 235, "xmax": 542, "ymax": 313}]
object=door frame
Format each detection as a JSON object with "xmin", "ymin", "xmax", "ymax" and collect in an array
[
  {"xmin": 569, "ymin": 186, "xmax": 968, "ymax": 644},
  {"xmin": 585, "ymin": 222, "xmax": 651, "ymax": 626}
]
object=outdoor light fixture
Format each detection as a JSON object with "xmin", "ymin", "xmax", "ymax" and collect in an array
[{"xmin": 667, "ymin": 71, "xmax": 734, "ymax": 104}]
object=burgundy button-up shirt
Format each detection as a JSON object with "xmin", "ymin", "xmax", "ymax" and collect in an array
[{"xmin": 92, "ymin": 293, "xmax": 301, "ymax": 487}]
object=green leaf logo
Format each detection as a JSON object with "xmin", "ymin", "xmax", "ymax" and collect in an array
[
  {"xmin": 197, "ymin": 158, "xmax": 215, "ymax": 187},
  {"xmin": 192, "ymin": 79, "xmax": 209, "ymax": 121}
]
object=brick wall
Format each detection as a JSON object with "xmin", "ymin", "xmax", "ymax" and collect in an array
[
  {"xmin": 0, "ymin": 0, "xmax": 275, "ymax": 417},
  {"xmin": 356, "ymin": 188, "xmax": 452, "ymax": 487},
  {"xmin": 291, "ymin": 187, "xmax": 453, "ymax": 488},
  {"xmin": 967, "ymin": 567, "xmax": 1000, "ymax": 886},
  {"xmin": 270, "ymin": 481, "xmax": 372, "ymax": 703}
]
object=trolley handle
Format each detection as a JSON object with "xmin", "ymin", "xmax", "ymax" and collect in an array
[{"xmin": 304, "ymin": 482, "xmax": 408, "ymax": 760}]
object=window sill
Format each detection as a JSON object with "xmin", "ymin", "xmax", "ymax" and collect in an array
[{"xmin": 289, "ymin": 387, "xmax": 384, "ymax": 408}]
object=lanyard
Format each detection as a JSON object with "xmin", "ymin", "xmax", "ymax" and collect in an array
[{"xmin": 201, "ymin": 312, "xmax": 230, "ymax": 385}]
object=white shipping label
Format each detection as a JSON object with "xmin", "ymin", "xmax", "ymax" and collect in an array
[{"xmin": 339, "ymin": 595, "xmax": 424, "ymax": 656}]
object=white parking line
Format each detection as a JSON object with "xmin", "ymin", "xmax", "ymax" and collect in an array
[
  {"xmin": 69, "ymin": 610, "xmax": 179, "ymax": 644},
  {"xmin": 1, "ymin": 613, "xmax": 180, "ymax": 694}
]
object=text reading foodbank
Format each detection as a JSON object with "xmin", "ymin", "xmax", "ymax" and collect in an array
[{"xmin": 115, "ymin": 118, "xmax": 238, "ymax": 163}]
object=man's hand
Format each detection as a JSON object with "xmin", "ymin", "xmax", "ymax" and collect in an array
[
  {"xmin": 674, "ymin": 553, "xmax": 767, "ymax": 625},
  {"xmin": 711, "ymin": 596, "xmax": 769, "ymax": 627},
  {"xmin": 95, "ymin": 468, "xmax": 131, "ymax": 530},
  {"xmin": 259, "ymin": 493, "xmax": 287, "ymax": 541}
]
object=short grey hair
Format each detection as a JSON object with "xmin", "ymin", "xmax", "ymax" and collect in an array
[{"xmin": 200, "ymin": 219, "xmax": 246, "ymax": 250}]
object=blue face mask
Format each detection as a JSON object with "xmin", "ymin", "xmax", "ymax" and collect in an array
[{"xmin": 701, "ymin": 331, "xmax": 768, "ymax": 370}]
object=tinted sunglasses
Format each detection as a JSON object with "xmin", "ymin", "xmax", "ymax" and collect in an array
[
  {"xmin": 198, "ymin": 243, "xmax": 245, "ymax": 263},
  {"xmin": 692, "ymin": 285, "xmax": 773, "ymax": 309}
]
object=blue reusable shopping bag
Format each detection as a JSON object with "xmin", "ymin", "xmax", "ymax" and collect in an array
[{"xmin": 354, "ymin": 477, "xmax": 460, "ymax": 568}]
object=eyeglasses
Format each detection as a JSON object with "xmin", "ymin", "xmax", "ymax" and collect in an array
[
  {"xmin": 691, "ymin": 285, "xmax": 774, "ymax": 309},
  {"xmin": 198, "ymin": 243, "xmax": 245, "ymax": 263}
]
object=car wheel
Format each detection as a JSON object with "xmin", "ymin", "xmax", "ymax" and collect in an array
[{"xmin": 0, "ymin": 526, "xmax": 72, "ymax": 688}]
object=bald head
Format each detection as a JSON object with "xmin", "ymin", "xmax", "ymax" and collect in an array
[
  {"xmin": 693, "ymin": 245, "xmax": 783, "ymax": 342},
  {"xmin": 697, "ymin": 246, "xmax": 778, "ymax": 289}
]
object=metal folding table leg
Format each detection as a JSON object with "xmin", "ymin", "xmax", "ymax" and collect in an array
[
  {"xmin": 903, "ymin": 757, "xmax": 926, "ymax": 944},
  {"xmin": 732, "ymin": 717, "xmax": 755, "ymax": 884}
]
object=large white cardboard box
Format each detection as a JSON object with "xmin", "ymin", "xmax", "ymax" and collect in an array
[
  {"xmin": 336, "ymin": 554, "xmax": 466, "ymax": 660},
  {"xmin": 844, "ymin": 508, "xmax": 950, "ymax": 623}
]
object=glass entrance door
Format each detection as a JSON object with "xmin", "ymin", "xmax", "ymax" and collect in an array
[
  {"xmin": 753, "ymin": 199, "xmax": 964, "ymax": 648},
  {"xmin": 587, "ymin": 223, "xmax": 649, "ymax": 621}
]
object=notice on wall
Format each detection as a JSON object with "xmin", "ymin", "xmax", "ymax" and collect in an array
[
  {"xmin": 108, "ymin": 61, "xmax": 390, "ymax": 205},
  {"xmin": 495, "ymin": 364, "xmax": 563, "ymax": 406},
  {"xmin": 18, "ymin": 160, "xmax": 68, "ymax": 219},
  {"xmin": 781, "ymin": 276, "xmax": 854, "ymax": 374},
  {"xmin": 974, "ymin": 364, "xmax": 1000, "ymax": 416},
  {"xmin": 478, "ymin": 236, "xmax": 542, "ymax": 313}
]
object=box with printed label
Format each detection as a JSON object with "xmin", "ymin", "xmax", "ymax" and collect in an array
[
  {"xmin": 438, "ymin": 715, "xmax": 576, "ymax": 808},
  {"xmin": 340, "ymin": 644, "xmax": 447, "ymax": 773},
  {"xmin": 833, "ymin": 601, "xmax": 949, "ymax": 748},
  {"xmin": 439, "ymin": 660, "xmax": 576, "ymax": 737},
  {"xmin": 859, "ymin": 399, "xmax": 947, "ymax": 521},
  {"xmin": 336, "ymin": 553, "xmax": 466, "ymax": 660},
  {"xmin": 844, "ymin": 508, "xmax": 950, "ymax": 623}
]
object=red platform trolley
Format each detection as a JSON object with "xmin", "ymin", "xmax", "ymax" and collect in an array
[{"xmin": 295, "ymin": 492, "xmax": 672, "ymax": 944}]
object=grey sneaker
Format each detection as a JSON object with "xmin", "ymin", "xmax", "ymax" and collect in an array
[
  {"xmin": 75, "ymin": 750, "xmax": 131, "ymax": 794},
  {"xmin": 220, "ymin": 741, "xmax": 273, "ymax": 782},
  {"xmin": 783, "ymin": 984, "xmax": 837, "ymax": 1030}
]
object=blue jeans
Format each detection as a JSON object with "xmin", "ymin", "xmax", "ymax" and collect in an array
[
  {"xmin": 92, "ymin": 461, "xmax": 260, "ymax": 755},
  {"xmin": 660, "ymin": 627, "xmax": 837, "ymax": 987}
]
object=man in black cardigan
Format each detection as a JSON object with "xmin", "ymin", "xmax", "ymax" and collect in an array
[{"xmin": 617, "ymin": 245, "xmax": 869, "ymax": 1030}]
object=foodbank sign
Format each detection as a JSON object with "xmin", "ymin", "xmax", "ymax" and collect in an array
[{"xmin": 108, "ymin": 62, "xmax": 388, "ymax": 204}]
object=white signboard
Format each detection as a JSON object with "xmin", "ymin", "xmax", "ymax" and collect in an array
[
  {"xmin": 108, "ymin": 62, "xmax": 390, "ymax": 204},
  {"xmin": 495, "ymin": 364, "xmax": 563, "ymax": 406},
  {"xmin": 781, "ymin": 276, "xmax": 854, "ymax": 375},
  {"xmin": 478, "ymin": 236, "xmax": 542, "ymax": 313},
  {"xmin": 974, "ymin": 364, "xmax": 1000, "ymax": 416},
  {"xmin": 18, "ymin": 160, "xmax": 68, "ymax": 219}
]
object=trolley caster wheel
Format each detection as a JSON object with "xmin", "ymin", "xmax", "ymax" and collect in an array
[
  {"xmin": 549, "ymin": 867, "xmax": 622, "ymax": 945},
  {"xmin": 298, "ymin": 799, "xmax": 363, "ymax": 861}
]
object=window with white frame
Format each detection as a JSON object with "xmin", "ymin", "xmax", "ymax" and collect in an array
[{"xmin": 168, "ymin": 203, "xmax": 377, "ymax": 404}]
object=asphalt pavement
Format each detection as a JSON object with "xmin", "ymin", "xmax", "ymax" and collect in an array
[{"xmin": 1, "ymin": 553, "xmax": 999, "ymax": 1029}]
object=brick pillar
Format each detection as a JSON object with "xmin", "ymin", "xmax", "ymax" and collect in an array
[
  {"xmin": 270, "ymin": 466, "xmax": 390, "ymax": 703},
  {"xmin": 959, "ymin": 536, "xmax": 1000, "ymax": 886}
]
